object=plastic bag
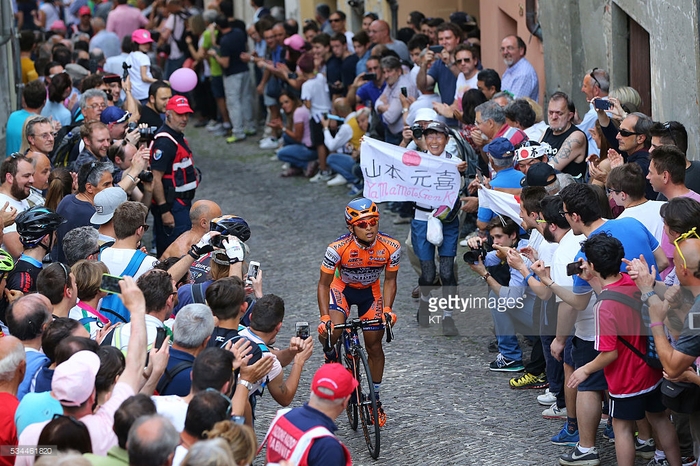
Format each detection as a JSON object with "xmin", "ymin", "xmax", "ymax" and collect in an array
[{"xmin": 427, "ymin": 214, "xmax": 443, "ymax": 246}]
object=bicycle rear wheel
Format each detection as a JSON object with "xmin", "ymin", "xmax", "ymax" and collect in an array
[
  {"xmin": 339, "ymin": 339, "xmax": 358, "ymax": 430},
  {"xmin": 355, "ymin": 346, "xmax": 380, "ymax": 459}
]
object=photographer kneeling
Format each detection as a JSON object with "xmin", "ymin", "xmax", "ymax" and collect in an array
[{"xmin": 466, "ymin": 216, "xmax": 536, "ymax": 372}]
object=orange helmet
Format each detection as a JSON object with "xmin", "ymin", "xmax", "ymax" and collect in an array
[{"xmin": 345, "ymin": 198, "xmax": 379, "ymax": 225}]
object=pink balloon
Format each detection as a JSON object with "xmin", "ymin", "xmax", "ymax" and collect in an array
[{"xmin": 170, "ymin": 68, "xmax": 197, "ymax": 93}]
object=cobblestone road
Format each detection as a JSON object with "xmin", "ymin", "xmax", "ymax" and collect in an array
[{"xmin": 187, "ymin": 127, "xmax": 652, "ymax": 466}]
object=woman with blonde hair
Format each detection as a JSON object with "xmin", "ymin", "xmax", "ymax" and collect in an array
[
  {"xmin": 68, "ymin": 260, "xmax": 111, "ymax": 338},
  {"xmin": 204, "ymin": 421, "xmax": 257, "ymax": 466}
]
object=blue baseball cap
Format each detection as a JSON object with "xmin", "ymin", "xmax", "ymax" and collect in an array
[
  {"xmin": 100, "ymin": 106, "xmax": 130, "ymax": 125},
  {"xmin": 484, "ymin": 137, "xmax": 515, "ymax": 159}
]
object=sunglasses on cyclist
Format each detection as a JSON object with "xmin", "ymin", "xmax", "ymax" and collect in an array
[{"xmin": 353, "ymin": 218, "xmax": 378, "ymax": 229}]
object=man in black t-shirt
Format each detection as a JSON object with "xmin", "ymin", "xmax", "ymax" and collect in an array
[
  {"xmin": 138, "ymin": 81, "xmax": 172, "ymax": 129},
  {"xmin": 205, "ymin": 277, "xmax": 262, "ymax": 364},
  {"xmin": 209, "ymin": 16, "xmax": 255, "ymax": 143}
]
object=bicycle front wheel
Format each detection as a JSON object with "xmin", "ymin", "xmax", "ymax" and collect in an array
[
  {"xmin": 355, "ymin": 346, "xmax": 380, "ymax": 459},
  {"xmin": 339, "ymin": 339, "xmax": 358, "ymax": 430}
]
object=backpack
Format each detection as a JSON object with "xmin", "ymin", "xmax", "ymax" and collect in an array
[
  {"xmin": 156, "ymin": 359, "xmax": 194, "ymax": 395},
  {"xmin": 99, "ymin": 250, "xmax": 149, "ymax": 324},
  {"xmin": 50, "ymin": 123, "xmax": 82, "ymax": 168},
  {"xmin": 596, "ymin": 289, "xmax": 662, "ymax": 370}
]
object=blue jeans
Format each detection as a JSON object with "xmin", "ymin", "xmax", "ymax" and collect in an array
[
  {"xmin": 490, "ymin": 290, "xmax": 535, "ymax": 361},
  {"xmin": 153, "ymin": 198, "xmax": 192, "ymax": 257},
  {"xmin": 410, "ymin": 217, "xmax": 460, "ymax": 261},
  {"xmin": 277, "ymin": 143, "xmax": 317, "ymax": 169},
  {"xmin": 327, "ymin": 153, "xmax": 358, "ymax": 183}
]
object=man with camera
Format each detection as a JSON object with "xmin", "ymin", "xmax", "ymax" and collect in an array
[
  {"xmin": 416, "ymin": 22, "xmax": 463, "ymax": 127},
  {"xmin": 346, "ymin": 56, "xmax": 385, "ymax": 109},
  {"xmin": 151, "ymin": 95, "xmax": 199, "ymax": 257},
  {"xmin": 467, "ymin": 217, "xmax": 536, "ymax": 371}
]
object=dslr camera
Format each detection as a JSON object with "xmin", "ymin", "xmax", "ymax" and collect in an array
[
  {"xmin": 138, "ymin": 170, "xmax": 153, "ymax": 183},
  {"xmin": 127, "ymin": 123, "xmax": 157, "ymax": 145},
  {"xmin": 463, "ymin": 245, "xmax": 488, "ymax": 264},
  {"xmin": 410, "ymin": 124, "xmax": 424, "ymax": 140}
]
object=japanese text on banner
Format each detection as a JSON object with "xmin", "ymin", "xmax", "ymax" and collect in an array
[{"xmin": 360, "ymin": 137, "xmax": 461, "ymax": 205}]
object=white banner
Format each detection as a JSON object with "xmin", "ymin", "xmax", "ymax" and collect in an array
[
  {"xmin": 360, "ymin": 137, "xmax": 461, "ymax": 206},
  {"xmin": 477, "ymin": 186, "xmax": 523, "ymax": 227}
]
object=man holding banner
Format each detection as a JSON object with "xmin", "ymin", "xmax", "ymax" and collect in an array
[{"xmin": 361, "ymin": 121, "xmax": 467, "ymax": 336}]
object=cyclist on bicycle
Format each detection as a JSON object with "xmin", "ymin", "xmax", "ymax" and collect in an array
[{"xmin": 317, "ymin": 198, "xmax": 400, "ymax": 427}]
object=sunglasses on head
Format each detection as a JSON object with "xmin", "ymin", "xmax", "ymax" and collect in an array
[
  {"xmin": 354, "ymin": 218, "xmax": 378, "ymax": 229},
  {"xmin": 663, "ymin": 121, "xmax": 678, "ymax": 146},
  {"xmin": 674, "ymin": 227, "xmax": 700, "ymax": 269},
  {"xmin": 589, "ymin": 67, "xmax": 601, "ymax": 88}
]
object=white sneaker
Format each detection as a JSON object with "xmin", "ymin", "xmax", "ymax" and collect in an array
[
  {"xmin": 537, "ymin": 388, "xmax": 557, "ymax": 406},
  {"xmin": 326, "ymin": 174, "xmax": 348, "ymax": 187},
  {"xmin": 542, "ymin": 402, "xmax": 567, "ymax": 420},
  {"xmin": 206, "ymin": 121, "xmax": 222, "ymax": 132},
  {"xmin": 310, "ymin": 170, "xmax": 333, "ymax": 183},
  {"xmin": 280, "ymin": 163, "xmax": 290, "ymax": 170},
  {"xmin": 259, "ymin": 137, "xmax": 279, "ymax": 150}
]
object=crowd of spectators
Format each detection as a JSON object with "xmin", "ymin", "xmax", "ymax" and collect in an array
[{"xmin": 5, "ymin": 0, "xmax": 700, "ymax": 465}]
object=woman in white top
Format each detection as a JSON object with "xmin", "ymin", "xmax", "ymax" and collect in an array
[
  {"xmin": 37, "ymin": 0, "xmax": 61, "ymax": 31},
  {"xmin": 126, "ymin": 29, "xmax": 158, "ymax": 103}
]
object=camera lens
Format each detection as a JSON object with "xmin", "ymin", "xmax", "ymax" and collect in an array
[
  {"xmin": 412, "ymin": 128, "xmax": 423, "ymax": 139},
  {"xmin": 138, "ymin": 170, "xmax": 153, "ymax": 183}
]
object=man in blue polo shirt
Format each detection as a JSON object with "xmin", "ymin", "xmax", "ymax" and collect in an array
[
  {"xmin": 157, "ymin": 304, "xmax": 215, "ymax": 396},
  {"xmin": 476, "ymin": 138, "xmax": 525, "ymax": 231},
  {"xmin": 348, "ymin": 56, "xmax": 385, "ymax": 108},
  {"xmin": 416, "ymin": 22, "xmax": 463, "ymax": 127}
]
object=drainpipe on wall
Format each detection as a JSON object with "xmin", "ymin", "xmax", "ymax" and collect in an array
[
  {"xmin": 387, "ymin": 0, "xmax": 398, "ymax": 38},
  {"xmin": 525, "ymin": 0, "xmax": 543, "ymax": 42},
  {"xmin": 1, "ymin": 0, "xmax": 21, "ymax": 110}
]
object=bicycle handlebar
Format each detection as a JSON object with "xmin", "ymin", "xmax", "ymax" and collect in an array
[{"xmin": 323, "ymin": 314, "xmax": 394, "ymax": 353}]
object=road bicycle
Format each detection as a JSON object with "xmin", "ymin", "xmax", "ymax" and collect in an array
[{"xmin": 324, "ymin": 314, "xmax": 394, "ymax": 459}]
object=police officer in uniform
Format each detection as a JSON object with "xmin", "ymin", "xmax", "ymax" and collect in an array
[{"xmin": 151, "ymin": 96, "xmax": 199, "ymax": 257}]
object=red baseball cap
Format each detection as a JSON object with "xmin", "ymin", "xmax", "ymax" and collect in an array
[
  {"xmin": 78, "ymin": 5, "xmax": 91, "ymax": 16},
  {"xmin": 311, "ymin": 363, "xmax": 358, "ymax": 400},
  {"xmin": 165, "ymin": 96, "xmax": 193, "ymax": 114}
]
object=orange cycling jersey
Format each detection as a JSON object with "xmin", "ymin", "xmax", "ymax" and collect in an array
[{"xmin": 321, "ymin": 232, "xmax": 401, "ymax": 288}]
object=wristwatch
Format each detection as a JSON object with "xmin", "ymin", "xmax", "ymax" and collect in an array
[
  {"xmin": 640, "ymin": 290, "xmax": 656, "ymax": 302},
  {"xmin": 238, "ymin": 379, "xmax": 254, "ymax": 391}
]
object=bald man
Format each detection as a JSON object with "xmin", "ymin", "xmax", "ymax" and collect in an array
[
  {"xmin": 0, "ymin": 335, "xmax": 26, "ymax": 462},
  {"xmin": 26, "ymin": 152, "xmax": 51, "ymax": 207},
  {"xmin": 368, "ymin": 20, "xmax": 410, "ymax": 63},
  {"xmin": 90, "ymin": 17, "xmax": 121, "ymax": 59},
  {"xmin": 5, "ymin": 294, "xmax": 53, "ymax": 400},
  {"xmin": 160, "ymin": 200, "xmax": 223, "ymax": 260}
]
